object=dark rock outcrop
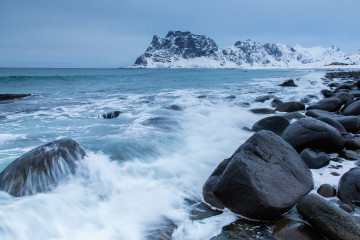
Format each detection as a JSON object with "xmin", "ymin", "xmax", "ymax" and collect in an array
[
  {"xmin": 317, "ymin": 117, "xmax": 346, "ymax": 134},
  {"xmin": 281, "ymin": 119, "xmax": 344, "ymax": 153},
  {"xmin": 283, "ymin": 112, "xmax": 305, "ymax": 120},
  {"xmin": 251, "ymin": 116, "xmax": 290, "ymax": 135},
  {"xmin": 102, "ymin": 111, "xmax": 122, "ymax": 119},
  {"xmin": 271, "ymin": 97, "xmax": 283, "ymax": 108},
  {"xmin": 249, "ymin": 108, "xmax": 275, "ymax": 114},
  {"xmin": 279, "ymin": 79, "xmax": 297, "ymax": 87},
  {"xmin": 204, "ymin": 130, "xmax": 313, "ymax": 220},
  {"xmin": 166, "ymin": 105, "xmax": 182, "ymax": 111},
  {"xmin": 321, "ymin": 89, "xmax": 334, "ymax": 98},
  {"xmin": 255, "ymin": 95, "xmax": 273, "ymax": 103},
  {"xmin": 297, "ymin": 193, "xmax": 360, "ymax": 240},
  {"xmin": 0, "ymin": 138, "xmax": 86, "ymax": 197},
  {"xmin": 338, "ymin": 168, "xmax": 360, "ymax": 205},
  {"xmin": 275, "ymin": 102, "xmax": 305, "ymax": 112},
  {"xmin": 334, "ymin": 92, "xmax": 354, "ymax": 104},
  {"xmin": 300, "ymin": 148, "xmax": 330, "ymax": 169},
  {"xmin": 0, "ymin": 94, "xmax": 31, "ymax": 101},
  {"xmin": 305, "ymin": 109, "xmax": 337, "ymax": 119}
]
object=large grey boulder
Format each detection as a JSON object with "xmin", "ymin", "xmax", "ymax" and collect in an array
[
  {"xmin": 203, "ymin": 130, "xmax": 313, "ymax": 220},
  {"xmin": 297, "ymin": 193, "xmax": 360, "ymax": 240},
  {"xmin": 275, "ymin": 102, "xmax": 305, "ymax": 112},
  {"xmin": 251, "ymin": 116, "xmax": 290, "ymax": 135},
  {"xmin": 307, "ymin": 97, "xmax": 343, "ymax": 112},
  {"xmin": 334, "ymin": 116, "xmax": 360, "ymax": 133},
  {"xmin": 0, "ymin": 138, "xmax": 86, "ymax": 197},
  {"xmin": 343, "ymin": 101, "xmax": 360, "ymax": 116},
  {"xmin": 337, "ymin": 168, "xmax": 360, "ymax": 206},
  {"xmin": 281, "ymin": 119, "xmax": 344, "ymax": 153}
]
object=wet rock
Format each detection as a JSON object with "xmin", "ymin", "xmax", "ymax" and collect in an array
[
  {"xmin": 0, "ymin": 94, "xmax": 31, "ymax": 101},
  {"xmin": 317, "ymin": 117, "xmax": 346, "ymax": 134},
  {"xmin": 142, "ymin": 117, "xmax": 179, "ymax": 130},
  {"xmin": 307, "ymin": 98, "xmax": 343, "ymax": 112},
  {"xmin": 249, "ymin": 108, "xmax": 275, "ymax": 114},
  {"xmin": 343, "ymin": 101, "xmax": 360, "ymax": 116},
  {"xmin": 251, "ymin": 116, "xmax": 290, "ymax": 135},
  {"xmin": 275, "ymin": 101, "xmax": 305, "ymax": 112},
  {"xmin": 102, "ymin": 111, "xmax": 122, "ymax": 119},
  {"xmin": 166, "ymin": 105, "xmax": 182, "ymax": 111},
  {"xmin": 225, "ymin": 95, "xmax": 236, "ymax": 100},
  {"xmin": 210, "ymin": 218, "xmax": 275, "ymax": 240},
  {"xmin": 321, "ymin": 89, "xmax": 334, "ymax": 98},
  {"xmin": 255, "ymin": 95, "xmax": 273, "ymax": 103},
  {"xmin": 297, "ymin": 193, "xmax": 360, "ymax": 240},
  {"xmin": 281, "ymin": 119, "xmax": 344, "ymax": 154},
  {"xmin": 349, "ymin": 90, "xmax": 360, "ymax": 98},
  {"xmin": 273, "ymin": 215, "xmax": 325, "ymax": 240},
  {"xmin": 271, "ymin": 97, "xmax": 283, "ymax": 108},
  {"xmin": 0, "ymin": 138, "xmax": 86, "ymax": 197},
  {"xmin": 343, "ymin": 135, "xmax": 360, "ymax": 150},
  {"xmin": 328, "ymin": 83, "xmax": 339, "ymax": 88},
  {"xmin": 334, "ymin": 92, "xmax": 354, "ymax": 104},
  {"xmin": 335, "ymin": 84, "xmax": 352, "ymax": 92},
  {"xmin": 334, "ymin": 116, "xmax": 360, "ymax": 133},
  {"xmin": 283, "ymin": 112, "xmax": 305, "ymax": 121},
  {"xmin": 339, "ymin": 203, "xmax": 355, "ymax": 213},
  {"xmin": 331, "ymin": 172, "xmax": 341, "ymax": 176},
  {"xmin": 189, "ymin": 202, "xmax": 222, "ymax": 220},
  {"xmin": 205, "ymin": 130, "xmax": 313, "ymax": 220},
  {"xmin": 339, "ymin": 150, "xmax": 359, "ymax": 160},
  {"xmin": 145, "ymin": 217, "xmax": 176, "ymax": 240},
  {"xmin": 300, "ymin": 148, "xmax": 330, "ymax": 169},
  {"xmin": 279, "ymin": 79, "xmax": 298, "ymax": 87},
  {"xmin": 197, "ymin": 95, "xmax": 206, "ymax": 99},
  {"xmin": 317, "ymin": 184, "xmax": 336, "ymax": 198},
  {"xmin": 305, "ymin": 109, "xmax": 337, "ymax": 119},
  {"xmin": 338, "ymin": 168, "xmax": 360, "ymax": 206}
]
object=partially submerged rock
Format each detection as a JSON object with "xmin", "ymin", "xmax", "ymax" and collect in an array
[
  {"xmin": 0, "ymin": 138, "xmax": 86, "ymax": 197},
  {"xmin": 102, "ymin": 111, "xmax": 122, "ymax": 119},
  {"xmin": 249, "ymin": 108, "xmax": 275, "ymax": 114},
  {"xmin": 305, "ymin": 109, "xmax": 337, "ymax": 119},
  {"xmin": 297, "ymin": 193, "xmax": 360, "ymax": 240},
  {"xmin": 342, "ymin": 101, "xmax": 360, "ymax": 116},
  {"xmin": 0, "ymin": 94, "xmax": 31, "ymax": 101},
  {"xmin": 317, "ymin": 184, "xmax": 336, "ymax": 198},
  {"xmin": 334, "ymin": 116, "xmax": 360, "ymax": 133},
  {"xmin": 281, "ymin": 119, "xmax": 344, "ymax": 153},
  {"xmin": 204, "ymin": 130, "xmax": 313, "ymax": 220},
  {"xmin": 300, "ymin": 148, "xmax": 330, "ymax": 169},
  {"xmin": 279, "ymin": 79, "xmax": 297, "ymax": 87},
  {"xmin": 307, "ymin": 98, "xmax": 343, "ymax": 112}
]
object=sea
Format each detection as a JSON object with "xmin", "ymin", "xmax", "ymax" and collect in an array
[{"xmin": 0, "ymin": 68, "xmax": 345, "ymax": 239}]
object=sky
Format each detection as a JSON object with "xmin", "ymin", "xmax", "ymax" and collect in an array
[{"xmin": 0, "ymin": 0, "xmax": 359, "ymax": 68}]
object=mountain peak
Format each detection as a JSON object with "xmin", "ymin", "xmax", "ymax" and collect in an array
[{"xmin": 131, "ymin": 31, "xmax": 358, "ymax": 68}]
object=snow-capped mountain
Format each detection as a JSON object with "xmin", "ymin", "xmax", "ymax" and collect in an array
[{"xmin": 131, "ymin": 31, "xmax": 360, "ymax": 68}]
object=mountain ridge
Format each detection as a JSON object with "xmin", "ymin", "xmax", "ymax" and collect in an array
[{"xmin": 131, "ymin": 31, "xmax": 360, "ymax": 68}]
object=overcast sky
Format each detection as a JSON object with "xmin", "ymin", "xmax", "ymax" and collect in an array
[{"xmin": 0, "ymin": 0, "xmax": 359, "ymax": 68}]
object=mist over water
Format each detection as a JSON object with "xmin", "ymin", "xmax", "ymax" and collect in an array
[{"xmin": 0, "ymin": 68, "xmax": 326, "ymax": 239}]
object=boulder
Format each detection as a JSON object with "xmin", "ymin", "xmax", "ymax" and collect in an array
[
  {"xmin": 343, "ymin": 101, "xmax": 360, "ymax": 116},
  {"xmin": 102, "ymin": 111, "xmax": 122, "ymax": 119},
  {"xmin": 297, "ymin": 193, "xmax": 360, "ymax": 240},
  {"xmin": 204, "ymin": 130, "xmax": 313, "ymax": 220},
  {"xmin": 251, "ymin": 116, "xmax": 290, "ymax": 135},
  {"xmin": 349, "ymin": 90, "xmax": 360, "ymax": 97},
  {"xmin": 271, "ymin": 97, "xmax": 283, "ymax": 108},
  {"xmin": 249, "ymin": 108, "xmax": 275, "ymax": 114},
  {"xmin": 334, "ymin": 92, "xmax": 354, "ymax": 104},
  {"xmin": 317, "ymin": 117, "xmax": 346, "ymax": 134},
  {"xmin": 275, "ymin": 102, "xmax": 305, "ymax": 112},
  {"xmin": 279, "ymin": 79, "xmax": 297, "ymax": 87},
  {"xmin": 300, "ymin": 148, "xmax": 330, "ymax": 169},
  {"xmin": 307, "ymin": 98, "xmax": 343, "ymax": 112},
  {"xmin": 281, "ymin": 119, "xmax": 344, "ymax": 153},
  {"xmin": 343, "ymin": 135, "xmax": 360, "ymax": 150},
  {"xmin": 305, "ymin": 109, "xmax": 337, "ymax": 119},
  {"xmin": 321, "ymin": 89, "xmax": 334, "ymax": 98},
  {"xmin": 0, "ymin": 94, "xmax": 31, "ymax": 101},
  {"xmin": 339, "ymin": 150, "xmax": 359, "ymax": 160},
  {"xmin": 334, "ymin": 116, "xmax": 360, "ymax": 133},
  {"xmin": 283, "ymin": 112, "xmax": 305, "ymax": 121},
  {"xmin": 255, "ymin": 95, "xmax": 273, "ymax": 103},
  {"xmin": 0, "ymin": 138, "xmax": 86, "ymax": 197},
  {"xmin": 335, "ymin": 84, "xmax": 352, "ymax": 92},
  {"xmin": 338, "ymin": 168, "xmax": 360, "ymax": 205},
  {"xmin": 317, "ymin": 184, "xmax": 336, "ymax": 198},
  {"xmin": 273, "ymin": 215, "xmax": 325, "ymax": 240}
]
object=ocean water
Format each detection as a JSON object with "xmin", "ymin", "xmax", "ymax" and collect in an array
[{"xmin": 0, "ymin": 68, "xmax": 329, "ymax": 240}]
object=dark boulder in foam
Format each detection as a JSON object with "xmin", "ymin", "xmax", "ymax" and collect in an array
[
  {"xmin": 204, "ymin": 130, "xmax": 313, "ymax": 220},
  {"xmin": 251, "ymin": 116, "xmax": 290, "ymax": 135},
  {"xmin": 0, "ymin": 138, "xmax": 86, "ymax": 197}
]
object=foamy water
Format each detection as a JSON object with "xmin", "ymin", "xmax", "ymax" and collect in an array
[{"xmin": 0, "ymin": 68, "xmax": 356, "ymax": 240}]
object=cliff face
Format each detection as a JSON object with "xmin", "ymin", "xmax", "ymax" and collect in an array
[{"xmin": 132, "ymin": 31, "xmax": 360, "ymax": 68}]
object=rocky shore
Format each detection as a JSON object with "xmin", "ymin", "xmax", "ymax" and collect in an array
[{"xmin": 203, "ymin": 70, "xmax": 360, "ymax": 240}]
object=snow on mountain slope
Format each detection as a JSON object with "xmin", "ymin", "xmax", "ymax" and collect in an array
[{"xmin": 131, "ymin": 31, "xmax": 360, "ymax": 68}]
